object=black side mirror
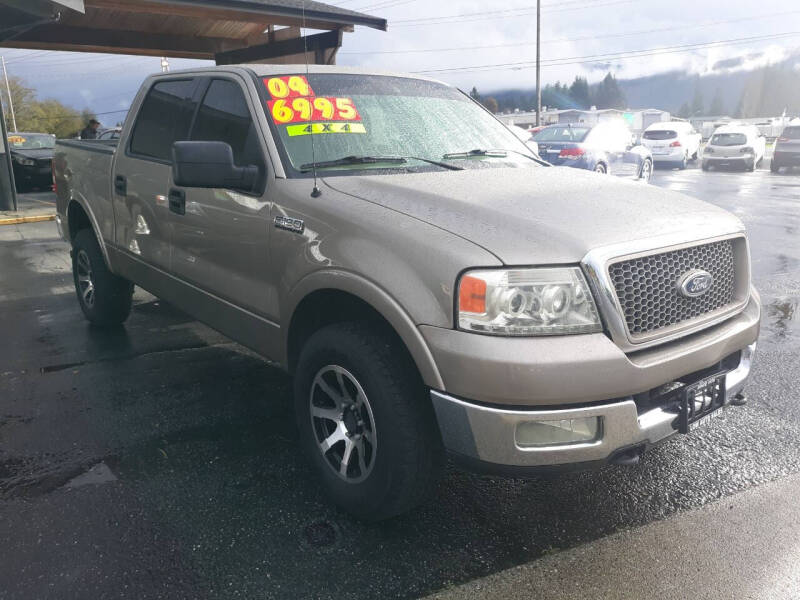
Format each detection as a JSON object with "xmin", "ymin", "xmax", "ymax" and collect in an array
[{"xmin": 172, "ymin": 141, "xmax": 259, "ymax": 192}]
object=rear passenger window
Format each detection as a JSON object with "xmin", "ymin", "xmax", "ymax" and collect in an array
[
  {"xmin": 191, "ymin": 79, "xmax": 264, "ymax": 172},
  {"xmin": 129, "ymin": 79, "xmax": 196, "ymax": 161}
]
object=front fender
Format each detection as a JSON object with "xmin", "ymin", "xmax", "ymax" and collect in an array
[{"xmin": 284, "ymin": 269, "xmax": 445, "ymax": 389}]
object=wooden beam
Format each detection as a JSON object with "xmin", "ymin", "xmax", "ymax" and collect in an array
[
  {"xmin": 8, "ymin": 23, "xmax": 227, "ymax": 57},
  {"xmin": 215, "ymin": 29, "xmax": 342, "ymax": 65}
]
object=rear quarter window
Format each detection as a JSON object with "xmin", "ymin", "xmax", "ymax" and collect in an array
[{"xmin": 781, "ymin": 127, "xmax": 800, "ymax": 140}]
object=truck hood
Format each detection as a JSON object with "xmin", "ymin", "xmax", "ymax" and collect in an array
[{"xmin": 323, "ymin": 166, "xmax": 744, "ymax": 265}]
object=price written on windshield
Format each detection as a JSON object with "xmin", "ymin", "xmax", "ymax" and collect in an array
[
  {"xmin": 263, "ymin": 75, "xmax": 315, "ymax": 99},
  {"xmin": 268, "ymin": 97, "xmax": 361, "ymax": 124}
]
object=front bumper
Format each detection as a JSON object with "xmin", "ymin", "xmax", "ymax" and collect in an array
[{"xmin": 432, "ymin": 342, "xmax": 756, "ymax": 470}]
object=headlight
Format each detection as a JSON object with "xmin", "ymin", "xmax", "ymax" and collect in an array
[
  {"xmin": 457, "ymin": 267, "xmax": 602, "ymax": 336},
  {"xmin": 14, "ymin": 156, "xmax": 35, "ymax": 166}
]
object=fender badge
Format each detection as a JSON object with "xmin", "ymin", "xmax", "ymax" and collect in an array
[{"xmin": 274, "ymin": 215, "xmax": 305, "ymax": 234}]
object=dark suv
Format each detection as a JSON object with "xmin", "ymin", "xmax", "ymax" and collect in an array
[{"xmin": 771, "ymin": 125, "xmax": 800, "ymax": 173}]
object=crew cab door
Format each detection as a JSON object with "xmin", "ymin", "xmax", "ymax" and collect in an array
[
  {"xmin": 113, "ymin": 78, "xmax": 201, "ymax": 275},
  {"xmin": 167, "ymin": 77, "xmax": 274, "ymax": 321}
]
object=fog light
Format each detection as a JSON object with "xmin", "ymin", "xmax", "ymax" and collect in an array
[{"xmin": 515, "ymin": 417, "xmax": 601, "ymax": 447}]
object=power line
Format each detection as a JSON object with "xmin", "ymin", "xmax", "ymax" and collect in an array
[
  {"xmin": 394, "ymin": 0, "xmax": 635, "ymax": 27},
  {"xmin": 352, "ymin": 0, "xmax": 418, "ymax": 11},
  {"xmin": 341, "ymin": 8, "xmax": 800, "ymax": 55},
  {"xmin": 25, "ymin": 108, "xmax": 129, "ymax": 123},
  {"xmin": 413, "ymin": 31, "xmax": 800, "ymax": 74}
]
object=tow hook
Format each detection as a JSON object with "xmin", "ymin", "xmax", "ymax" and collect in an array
[{"xmin": 609, "ymin": 445, "xmax": 645, "ymax": 466}]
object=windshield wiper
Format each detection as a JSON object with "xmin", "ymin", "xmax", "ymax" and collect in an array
[
  {"xmin": 442, "ymin": 148, "xmax": 539, "ymax": 161},
  {"xmin": 300, "ymin": 154, "xmax": 463, "ymax": 172}
]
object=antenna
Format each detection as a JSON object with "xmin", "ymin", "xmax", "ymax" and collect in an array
[{"xmin": 302, "ymin": 1, "xmax": 322, "ymax": 198}]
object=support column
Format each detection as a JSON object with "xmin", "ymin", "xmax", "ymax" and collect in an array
[{"xmin": 0, "ymin": 93, "xmax": 17, "ymax": 211}]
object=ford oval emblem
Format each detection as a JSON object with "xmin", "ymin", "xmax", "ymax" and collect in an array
[{"xmin": 678, "ymin": 269, "xmax": 714, "ymax": 298}]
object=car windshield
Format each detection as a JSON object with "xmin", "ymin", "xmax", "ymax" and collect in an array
[
  {"xmin": 781, "ymin": 127, "xmax": 800, "ymax": 139},
  {"xmin": 7, "ymin": 133, "xmax": 56, "ymax": 150},
  {"xmin": 643, "ymin": 130, "xmax": 677, "ymax": 140},
  {"xmin": 533, "ymin": 126, "xmax": 591, "ymax": 142},
  {"xmin": 710, "ymin": 132, "xmax": 747, "ymax": 146},
  {"xmin": 263, "ymin": 74, "xmax": 538, "ymax": 175}
]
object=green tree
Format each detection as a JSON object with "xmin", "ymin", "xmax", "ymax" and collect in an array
[
  {"xmin": 676, "ymin": 102, "xmax": 691, "ymax": 119},
  {"xmin": 0, "ymin": 76, "xmax": 92, "ymax": 137},
  {"xmin": 569, "ymin": 76, "xmax": 591, "ymax": 109},
  {"xmin": 593, "ymin": 73, "xmax": 626, "ymax": 109},
  {"xmin": 469, "ymin": 86, "xmax": 481, "ymax": 102},
  {"xmin": 482, "ymin": 96, "xmax": 499, "ymax": 114}
]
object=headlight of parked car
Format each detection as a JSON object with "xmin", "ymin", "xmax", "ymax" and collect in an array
[
  {"xmin": 457, "ymin": 267, "xmax": 602, "ymax": 336},
  {"xmin": 13, "ymin": 156, "xmax": 35, "ymax": 166}
]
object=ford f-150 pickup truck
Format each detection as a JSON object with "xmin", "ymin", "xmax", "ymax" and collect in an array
[{"xmin": 54, "ymin": 65, "xmax": 760, "ymax": 520}]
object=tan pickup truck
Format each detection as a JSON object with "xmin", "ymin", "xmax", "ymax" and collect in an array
[{"xmin": 54, "ymin": 65, "xmax": 760, "ymax": 520}]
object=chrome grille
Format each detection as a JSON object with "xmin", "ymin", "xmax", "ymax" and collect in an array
[{"xmin": 608, "ymin": 240, "xmax": 737, "ymax": 337}]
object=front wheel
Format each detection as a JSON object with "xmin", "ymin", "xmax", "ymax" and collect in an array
[
  {"xmin": 72, "ymin": 229, "xmax": 133, "ymax": 326},
  {"xmin": 594, "ymin": 163, "xmax": 607, "ymax": 174},
  {"xmin": 294, "ymin": 322, "xmax": 443, "ymax": 521}
]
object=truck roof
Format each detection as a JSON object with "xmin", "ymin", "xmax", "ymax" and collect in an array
[{"xmin": 149, "ymin": 63, "xmax": 447, "ymax": 86}]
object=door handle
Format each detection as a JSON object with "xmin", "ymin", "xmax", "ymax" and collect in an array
[
  {"xmin": 114, "ymin": 174, "xmax": 126, "ymax": 196},
  {"xmin": 168, "ymin": 188, "xmax": 186, "ymax": 215}
]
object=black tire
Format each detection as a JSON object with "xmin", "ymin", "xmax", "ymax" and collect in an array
[
  {"xmin": 691, "ymin": 151, "xmax": 698, "ymax": 160},
  {"xmin": 594, "ymin": 163, "xmax": 607, "ymax": 174},
  {"xmin": 72, "ymin": 228, "xmax": 133, "ymax": 326},
  {"xmin": 294, "ymin": 322, "xmax": 443, "ymax": 521},
  {"xmin": 747, "ymin": 160, "xmax": 756, "ymax": 172},
  {"xmin": 771, "ymin": 160, "xmax": 781, "ymax": 174},
  {"xmin": 701, "ymin": 161, "xmax": 710, "ymax": 171}
]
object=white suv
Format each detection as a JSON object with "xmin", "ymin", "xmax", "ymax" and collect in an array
[
  {"xmin": 702, "ymin": 124, "xmax": 766, "ymax": 172},
  {"xmin": 641, "ymin": 121, "xmax": 701, "ymax": 169}
]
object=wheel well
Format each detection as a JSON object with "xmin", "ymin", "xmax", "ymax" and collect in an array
[
  {"xmin": 67, "ymin": 201, "xmax": 92, "ymax": 242},
  {"xmin": 287, "ymin": 289, "xmax": 411, "ymax": 375}
]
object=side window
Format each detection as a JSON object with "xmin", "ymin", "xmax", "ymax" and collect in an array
[
  {"xmin": 129, "ymin": 79, "xmax": 197, "ymax": 161},
  {"xmin": 191, "ymin": 79, "xmax": 265, "ymax": 172}
]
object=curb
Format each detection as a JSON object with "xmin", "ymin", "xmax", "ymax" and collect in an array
[{"xmin": 0, "ymin": 214, "xmax": 56, "ymax": 226}]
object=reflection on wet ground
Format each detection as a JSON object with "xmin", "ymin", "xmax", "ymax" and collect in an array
[{"xmin": 652, "ymin": 164, "xmax": 800, "ymax": 349}]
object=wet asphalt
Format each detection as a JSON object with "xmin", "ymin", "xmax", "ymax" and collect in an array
[{"xmin": 1, "ymin": 161, "xmax": 800, "ymax": 599}]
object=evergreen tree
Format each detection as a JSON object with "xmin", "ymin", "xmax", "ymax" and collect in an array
[
  {"xmin": 690, "ymin": 85, "xmax": 704, "ymax": 116},
  {"xmin": 707, "ymin": 88, "xmax": 725, "ymax": 116},
  {"xmin": 569, "ymin": 76, "xmax": 591, "ymax": 109},
  {"xmin": 593, "ymin": 73, "xmax": 626, "ymax": 109}
]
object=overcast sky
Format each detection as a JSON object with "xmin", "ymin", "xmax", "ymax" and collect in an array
[{"xmin": 1, "ymin": 0, "xmax": 798, "ymax": 124}]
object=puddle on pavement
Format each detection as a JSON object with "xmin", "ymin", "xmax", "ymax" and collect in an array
[{"xmin": 761, "ymin": 297, "xmax": 800, "ymax": 347}]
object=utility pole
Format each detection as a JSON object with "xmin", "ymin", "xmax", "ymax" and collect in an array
[
  {"xmin": 1, "ymin": 56, "xmax": 17, "ymax": 133},
  {"xmin": 535, "ymin": 0, "xmax": 541, "ymax": 126},
  {"xmin": 160, "ymin": 57, "xmax": 170, "ymax": 73}
]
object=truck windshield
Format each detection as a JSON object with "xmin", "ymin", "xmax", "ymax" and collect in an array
[
  {"xmin": 7, "ymin": 134, "xmax": 56, "ymax": 150},
  {"xmin": 262, "ymin": 73, "xmax": 539, "ymax": 175}
]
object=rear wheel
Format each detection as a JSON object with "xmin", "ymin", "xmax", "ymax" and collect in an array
[
  {"xmin": 701, "ymin": 161, "xmax": 710, "ymax": 172},
  {"xmin": 747, "ymin": 160, "xmax": 756, "ymax": 172},
  {"xmin": 72, "ymin": 229, "xmax": 133, "ymax": 326},
  {"xmin": 771, "ymin": 160, "xmax": 781, "ymax": 173},
  {"xmin": 594, "ymin": 163, "xmax": 607, "ymax": 174},
  {"xmin": 294, "ymin": 322, "xmax": 443, "ymax": 521}
]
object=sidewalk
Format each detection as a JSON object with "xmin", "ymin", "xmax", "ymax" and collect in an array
[
  {"xmin": 427, "ymin": 472, "xmax": 800, "ymax": 600},
  {"xmin": 0, "ymin": 191, "xmax": 57, "ymax": 225}
]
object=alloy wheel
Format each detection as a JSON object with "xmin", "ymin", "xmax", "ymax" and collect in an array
[
  {"xmin": 309, "ymin": 365, "xmax": 377, "ymax": 483},
  {"xmin": 76, "ymin": 249, "xmax": 95, "ymax": 308}
]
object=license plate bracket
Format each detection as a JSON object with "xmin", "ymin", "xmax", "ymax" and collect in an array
[{"xmin": 677, "ymin": 373, "xmax": 726, "ymax": 434}]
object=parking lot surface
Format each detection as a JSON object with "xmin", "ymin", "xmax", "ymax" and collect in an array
[{"xmin": 2, "ymin": 161, "xmax": 800, "ymax": 599}]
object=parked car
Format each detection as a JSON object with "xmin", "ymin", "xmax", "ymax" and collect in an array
[
  {"xmin": 506, "ymin": 124, "xmax": 539, "ymax": 156},
  {"xmin": 771, "ymin": 125, "xmax": 800, "ymax": 173},
  {"xmin": 533, "ymin": 122, "xmax": 653, "ymax": 182},
  {"xmin": 640, "ymin": 121, "xmax": 701, "ymax": 169},
  {"xmin": 6, "ymin": 132, "xmax": 56, "ymax": 191},
  {"xmin": 54, "ymin": 66, "xmax": 758, "ymax": 520},
  {"xmin": 97, "ymin": 128, "xmax": 122, "ymax": 141},
  {"xmin": 702, "ymin": 124, "xmax": 766, "ymax": 172}
]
